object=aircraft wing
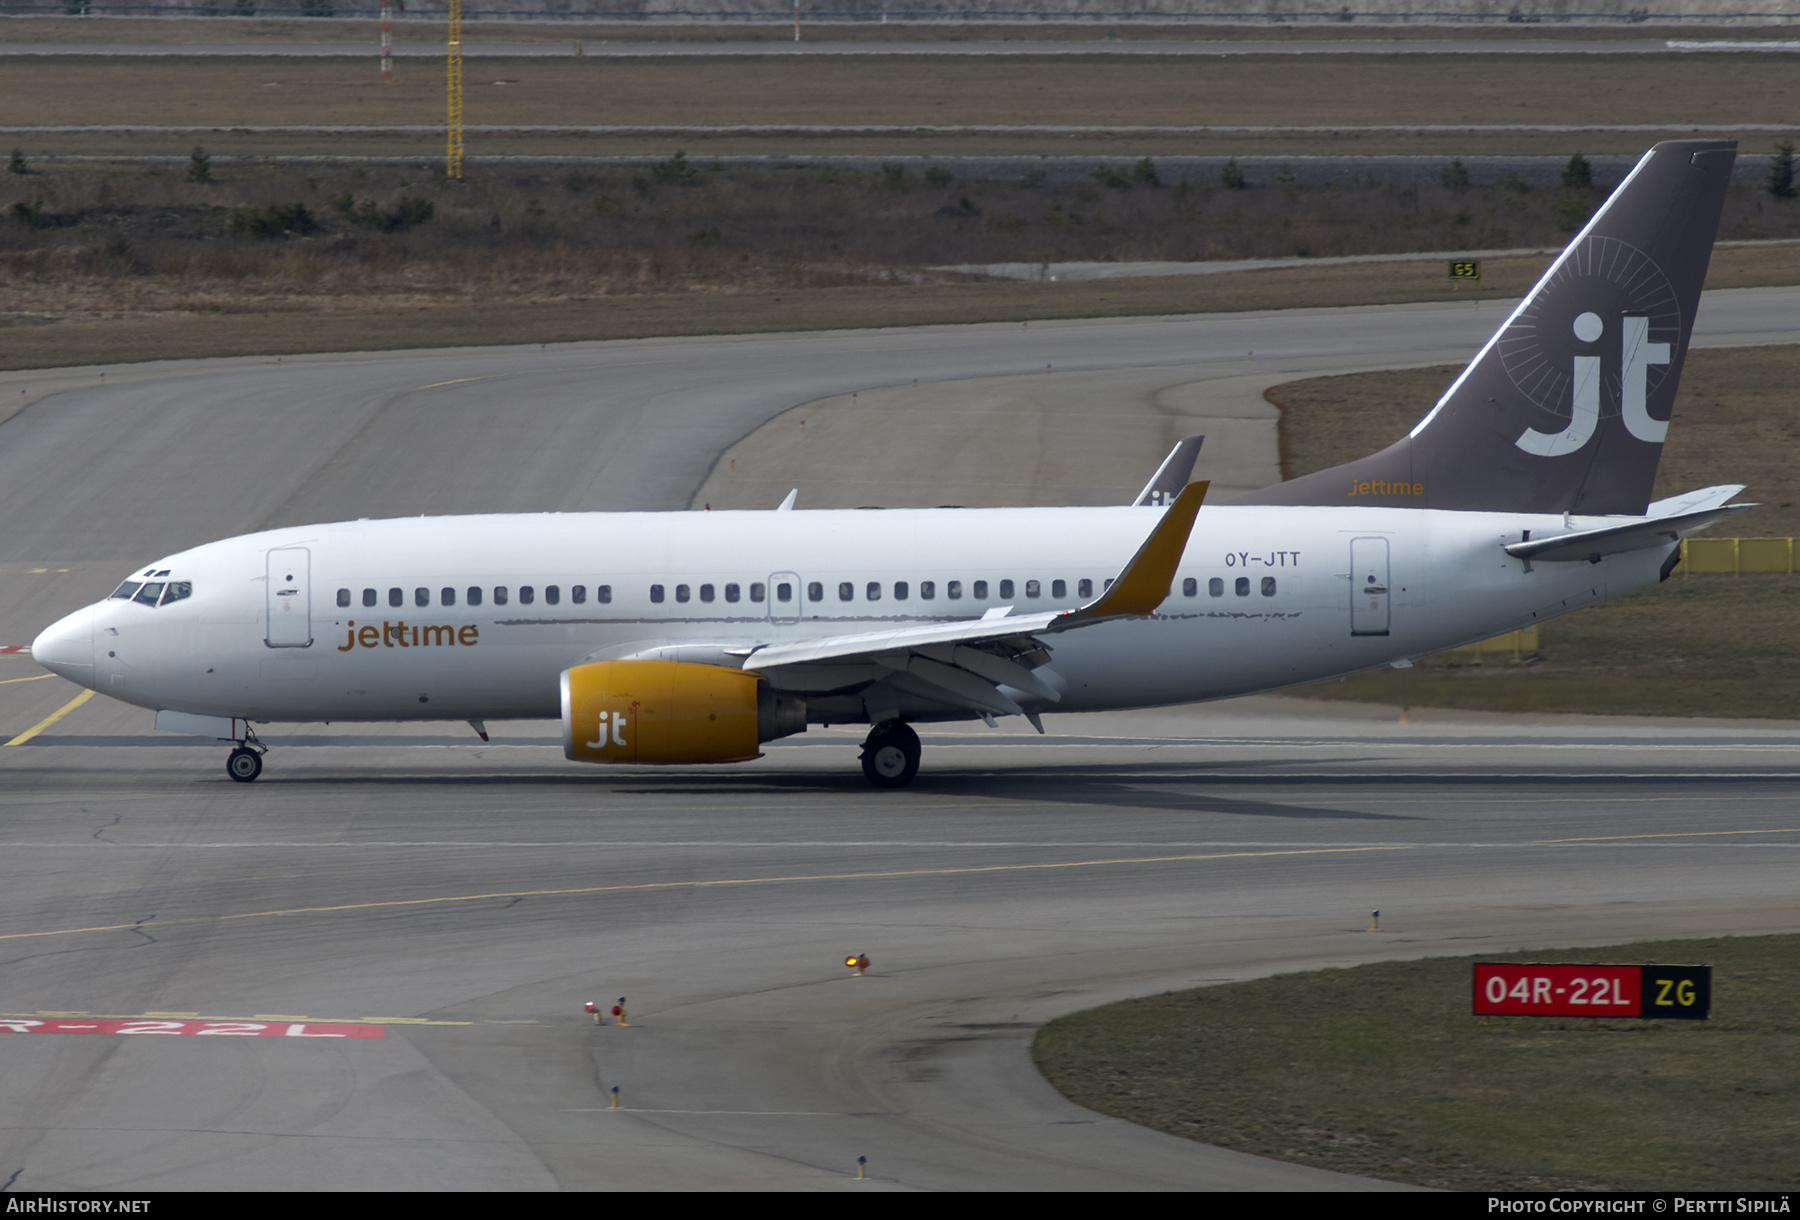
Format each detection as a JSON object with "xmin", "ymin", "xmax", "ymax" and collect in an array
[{"xmin": 736, "ymin": 482, "xmax": 1209, "ymax": 719}]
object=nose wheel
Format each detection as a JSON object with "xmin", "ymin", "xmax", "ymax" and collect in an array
[
  {"xmin": 225, "ymin": 731, "xmax": 267, "ymax": 783},
  {"xmin": 860, "ymin": 720, "xmax": 921, "ymax": 789}
]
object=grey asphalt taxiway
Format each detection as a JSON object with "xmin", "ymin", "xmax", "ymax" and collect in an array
[{"xmin": 2, "ymin": 292, "xmax": 1797, "ymax": 1190}]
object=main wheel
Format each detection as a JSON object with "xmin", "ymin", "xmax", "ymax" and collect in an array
[
  {"xmin": 226, "ymin": 747, "xmax": 263, "ymax": 783},
  {"xmin": 860, "ymin": 720, "xmax": 920, "ymax": 789}
]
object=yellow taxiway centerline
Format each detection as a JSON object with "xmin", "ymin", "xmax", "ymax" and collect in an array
[{"xmin": 5, "ymin": 688, "xmax": 95, "ymax": 747}]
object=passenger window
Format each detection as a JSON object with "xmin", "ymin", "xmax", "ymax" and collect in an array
[
  {"xmin": 363, "ymin": 589, "xmax": 377, "ymax": 608},
  {"xmin": 724, "ymin": 583, "xmax": 740, "ymax": 603},
  {"xmin": 133, "ymin": 582, "xmax": 164, "ymax": 606},
  {"xmin": 674, "ymin": 585, "xmax": 689, "ymax": 603},
  {"xmin": 838, "ymin": 582, "xmax": 854, "ymax": 602},
  {"xmin": 776, "ymin": 582, "xmax": 792, "ymax": 603},
  {"xmin": 389, "ymin": 588, "xmax": 403, "ymax": 608},
  {"xmin": 110, "ymin": 581, "xmax": 143, "ymax": 600},
  {"xmin": 1182, "ymin": 578, "xmax": 1197, "ymax": 597},
  {"xmin": 1026, "ymin": 580, "xmax": 1040, "ymax": 599},
  {"xmin": 1104, "ymin": 578, "xmax": 1114, "ymax": 591},
  {"xmin": 520, "ymin": 586, "xmax": 535, "ymax": 605},
  {"xmin": 1235, "ymin": 577, "xmax": 1250, "ymax": 597},
  {"xmin": 571, "ymin": 586, "xmax": 586, "ymax": 605},
  {"xmin": 973, "ymin": 580, "xmax": 988, "ymax": 599},
  {"xmin": 415, "ymin": 587, "xmax": 430, "ymax": 608},
  {"xmin": 1209, "ymin": 578, "xmax": 1224, "ymax": 597},
  {"xmin": 597, "ymin": 585, "xmax": 612, "ymax": 604},
  {"xmin": 867, "ymin": 582, "xmax": 881, "ymax": 601},
  {"xmin": 894, "ymin": 581, "xmax": 909, "ymax": 600},
  {"xmin": 441, "ymin": 587, "xmax": 456, "ymax": 606},
  {"xmin": 1262, "ymin": 577, "xmax": 1277, "ymax": 597},
  {"xmin": 650, "ymin": 585, "xmax": 664, "ymax": 604},
  {"xmin": 699, "ymin": 584, "xmax": 714, "ymax": 603},
  {"xmin": 161, "ymin": 582, "xmax": 192, "ymax": 606},
  {"xmin": 494, "ymin": 587, "xmax": 509, "ymax": 606},
  {"xmin": 749, "ymin": 583, "xmax": 765, "ymax": 603},
  {"xmin": 1052, "ymin": 579, "xmax": 1067, "ymax": 599},
  {"xmin": 467, "ymin": 586, "xmax": 483, "ymax": 607},
  {"xmin": 1079, "ymin": 579, "xmax": 1094, "ymax": 598},
  {"xmin": 999, "ymin": 579, "xmax": 1013, "ymax": 599},
  {"xmin": 807, "ymin": 582, "xmax": 822, "ymax": 602},
  {"xmin": 947, "ymin": 581, "xmax": 963, "ymax": 600},
  {"xmin": 546, "ymin": 585, "xmax": 560, "ymax": 605},
  {"xmin": 337, "ymin": 588, "xmax": 351, "ymax": 608}
]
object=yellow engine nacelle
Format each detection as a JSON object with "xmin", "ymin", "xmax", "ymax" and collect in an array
[{"xmin": 560, "ymin": 659, "xmax": 803, "ymax": 765}]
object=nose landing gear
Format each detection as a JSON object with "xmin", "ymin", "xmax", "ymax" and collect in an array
[
  {"xmin": 225, "ymin": 728, "xmax": 267, "ymax": 783},
  {"xmin": 860, "ymin": 719, "xmax": 921, "ymax": 789}
]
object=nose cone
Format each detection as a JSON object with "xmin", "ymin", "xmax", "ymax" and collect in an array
[{"xmin": 32, "ymin": 605, "xmax": 95, "ymax": 686}]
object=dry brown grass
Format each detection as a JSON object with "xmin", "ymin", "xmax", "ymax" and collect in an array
[
  {"xmin": 4, "ymin": 156, "xmax": 1798, "ymax": 372},
  {"xmin": 3, "ymin": 53, "xmax": 1797, "ymax": 161}
]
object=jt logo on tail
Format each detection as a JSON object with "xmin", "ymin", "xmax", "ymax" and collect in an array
[{"xmin": 1516, "ymin": 310, "xmax": 1672, "ymax": 456}]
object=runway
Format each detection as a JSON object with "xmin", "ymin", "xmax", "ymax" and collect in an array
[{"xmin": 2, "ymin": 291, "xmax": 1797, "ymax": 1190}]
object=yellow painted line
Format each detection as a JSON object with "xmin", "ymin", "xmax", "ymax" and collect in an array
[
  {"xmin": 5, "ymin": 688, "xmax": 95, "ymax": 746},
  {"xmin": 1530, "ymin": 828, "xmax": 1800, "ymax": 844},
  {"xmin": 0, "ymin": 673, "xmax": 52, "ymax": 686},
  {"xmin": 0, "ymin": 845, "xmax": 1413, "ymax": 944}
]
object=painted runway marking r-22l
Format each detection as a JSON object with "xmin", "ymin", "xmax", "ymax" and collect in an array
[{"xmin": 0, "ymin": 1018, "xmax": 382, "ymax": 1038}]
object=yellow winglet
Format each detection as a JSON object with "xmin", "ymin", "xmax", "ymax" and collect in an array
[{"xmin": 1064, "ymin": 481, "xmax": 1209, "ymax": 622}]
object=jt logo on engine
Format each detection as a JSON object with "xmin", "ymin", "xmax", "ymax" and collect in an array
[{"xmin": 587, "ymin": 710, "xmax": 629, "ymax": 750}]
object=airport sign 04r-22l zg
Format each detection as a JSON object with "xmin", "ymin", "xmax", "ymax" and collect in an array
[{"xmin": 1473, "ymin": 963, "xmax": 1712, "ymax": 1021}]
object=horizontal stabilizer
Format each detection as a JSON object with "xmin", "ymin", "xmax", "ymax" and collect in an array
[
  {"xmin": 1505, "ymin": 502, "xmax": 1755, "ymax": 563},
  {"xmin": 1645, "ymin": 483, "xmax": 1746, "ymax": 518}
]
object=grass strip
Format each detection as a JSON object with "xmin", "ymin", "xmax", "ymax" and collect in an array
[{"xmin": 1034, "ymin": 935, "xmax": 1800, "ymax": 1190}]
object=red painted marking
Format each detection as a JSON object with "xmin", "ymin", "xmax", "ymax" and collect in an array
[
  {"xmin": 0, "ymin": 1018, "xmax": 383, "ymax": 1038},
  {"xmin": 1474, "ymin": 963, "xmax": 1641, "ymax": 1017},
  {"xmin": 0, "ymin": 646, "xmax": 28, "ymax": 655}
]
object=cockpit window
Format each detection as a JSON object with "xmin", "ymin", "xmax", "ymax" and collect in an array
[
  {"xmin": 110, "ymin": 581, "xmax": 143, "ymax": 600},
  {"xmin": 132, "ymin": 582, "xmax": 165, "ymax": 606},
  {"xmin": 160, "ymin": 581, "xmax": 192, "ymax": 606}
]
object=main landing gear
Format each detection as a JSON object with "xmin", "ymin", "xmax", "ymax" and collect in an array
[
  {"xmin": 860, "ymin": 719, "xmax": 921, "ymax": 789},
  {"xmin": 225, "ymin": 728, "xmax": 267, "ymax": 783}
]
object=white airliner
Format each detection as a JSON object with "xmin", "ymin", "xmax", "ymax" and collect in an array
[{"xmin": 30, "ymin": 141, "xmax": 1750, "ymax": 787}]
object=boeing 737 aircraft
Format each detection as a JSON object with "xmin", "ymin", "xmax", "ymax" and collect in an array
[{"xmin": 31, "ymin": 140, "xmax": 1751, "ymax": 788}]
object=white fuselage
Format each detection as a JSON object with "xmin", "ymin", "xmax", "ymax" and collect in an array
[{"xmin": 35, "ymin": 503, "xmax": 1663, "ymax": 727}]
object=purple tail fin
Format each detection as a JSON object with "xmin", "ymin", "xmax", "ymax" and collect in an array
[{"xmin": 1231, "ymin": 140, "xmax": 1736, "ymax": 516}]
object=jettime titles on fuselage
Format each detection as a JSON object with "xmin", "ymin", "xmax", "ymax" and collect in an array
[{"xmin": 337, "ymin": 620, "xmax": 480, "ymax": 650}]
